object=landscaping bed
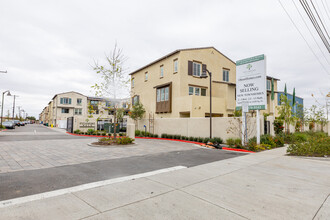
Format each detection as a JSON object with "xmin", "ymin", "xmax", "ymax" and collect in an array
[{"xmin": 91, "ymin": 136, "xmax": 135, "ymax": 146}]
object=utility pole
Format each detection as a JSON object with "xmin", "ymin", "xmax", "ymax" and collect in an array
[
  {"xmin": 12, "ymin": 95, "xmax": 18, "ymax": 120},
  {"xmin": 17, "ymin": 106, "xmax": 21, "ymax": 119}
]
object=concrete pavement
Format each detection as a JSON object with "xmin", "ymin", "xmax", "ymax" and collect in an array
[{"xmin": 1, "ymin": 147, "xmax": 329, "ymax": 219}]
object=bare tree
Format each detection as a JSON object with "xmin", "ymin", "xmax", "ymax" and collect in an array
[{"xmin": 91, "ymin": 43, "xmax": 129, "ymax": 99}]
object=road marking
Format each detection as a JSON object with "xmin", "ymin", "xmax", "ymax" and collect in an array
[
  {"xmin": 0, "ymin": 166, "xmax": 186, "ymax": 208},
  {"xmin": 34, "ymin": 130, "xmax": 36, "ymax": 134}
]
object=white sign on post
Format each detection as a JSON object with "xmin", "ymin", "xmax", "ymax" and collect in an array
[{"xmin": 236, "ymin": 54, "xmax": 267, "ymax": 110}]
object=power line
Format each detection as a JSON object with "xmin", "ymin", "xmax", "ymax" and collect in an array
[
  {"xmin": 315, "ymin": 0, "xmax": 330, "ymax": 30},
  {"xmin": 277, "ymin": 0, "xmax": 330, "ymax": 75},
  {"xmin": 299, "ymin": 0, "xmax": 330, "ymax": 52},
  {"xmin": 291, "ymin": 0, "xmax": 330, "ymax": 65},
  {"xmin": 321, "ymin": 0, "xmax": 330, "ymax": 21},
  {"xmin": 310, "ymin": 0, "xmax": 330, "ymax": 40}
]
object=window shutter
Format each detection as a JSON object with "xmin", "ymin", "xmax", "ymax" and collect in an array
[
  {"xmin": 60, "ymin": 98, "xmax": 63, "ymax": 104},
  {"xmin": 188, "ymin": 61, "xmax": 193, "ymax": 75},
  {"xmin": 69, "ymin": 98, "xmax": 72, "ymax": 104},
  {"xmin": 202, "ymin": 64, "xmax": 207, "ymax": 74}
]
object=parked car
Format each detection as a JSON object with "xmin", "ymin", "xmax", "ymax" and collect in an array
[
  {"xmin": 2, "ymin": 121, "xmax": 15, "ymax": 129},
  {"xmin": 19, "ymin": 121, "xmax": 25, "ymax": 126},
  {"xmin": 14, "ymin": 120, "xmax": 21, "ymax": 126}
]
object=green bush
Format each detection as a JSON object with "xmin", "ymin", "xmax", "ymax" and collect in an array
[
  {"xmin": 135, "ymin": 130, "xmax": 141, "ymax": 136},
  {"xmin": 226, "ymin": 138, "xmax": 235, "ymax": 147},
  {"xmin": 73, "ymin": 129, "xmax": 81, "ymax": 134},
  {"xmin": 249, "ymin": 144, "xmax": 271, "ymax": 152},
  {"xmin": 87, "ymin": 129, "xmax": 95, "ymax": 135},
  {"xmin": 153, "ymin": 134, "xmax": 158, "ymax": 138},
  {"xmin": 197, "ymin": 137, "xmax": 204, "ymax": 143},
  {"xmin": 203, "ymin": 137, "xmax": 210, "ymax": 144},
  {"xmin": 234, "ymin": 138, "xmax": 243, "ymax": 148},
  {"xmin": 117, "ymin": 137, "xmax": 135, "ymax": 145},
  {"xmin": 193, "ymin": 137, "xmax": 198, "ymax": 142},
  {"xmin": 188, "ymin": 136, "xmax": 194, "ymax": 141},
  {"xmin": 214, "ymin": 137, "xmax": 223, "ymax": 144},
  {"xmin": 161, "ymin": 133, "xmax": 167, "ymax": 138},
  {"xmin": 273, "ymin": 135, "xmax": 284, "ymax": 147},
  {"xmin": 260, "ymin": 135, "xmax": 276, "ymax": 148},
  {"xmin": 273, "ymin": 119, "xmax": 284, "ymax": 134},
  {"xmin": 287, "ymin": 136, "xmax": 330, "ymax": 157},
  {"xmin": 168, "ymin": 134, "xmax": 173, "ymax": 139},
  {"xmin": 292, "ymin": 133, "xmax": 308, "ymax": 143}
]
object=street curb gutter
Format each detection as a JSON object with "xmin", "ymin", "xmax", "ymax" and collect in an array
[
  {"xmin": 0, "ymin": 166, "xmax": 186, "ymax": 208},
  {"xmin": 66, "ymin": 132, "xmax": 255, "ymax": 153}
]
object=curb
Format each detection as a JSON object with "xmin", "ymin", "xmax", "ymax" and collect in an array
[
  {"xmin": 0, "ymin": 129, "xmax": 8, "ymax": 132},
  {"xmin": 66, "ymin": 132, "xmax": 255, "ymax": 153}
]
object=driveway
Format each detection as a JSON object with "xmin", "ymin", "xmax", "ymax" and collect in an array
[{"xmin": 0, "ymin": 124, "xmax": 245, "ymax": 200}]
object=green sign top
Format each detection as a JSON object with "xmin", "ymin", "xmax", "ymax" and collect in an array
[{"xmin": 236, "ymin": 54, "xmax": 265, "ymax": 66}]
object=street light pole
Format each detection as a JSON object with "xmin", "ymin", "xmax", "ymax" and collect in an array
[
  {"xmin": 1, "ymin": 90, "xmax": 12, "ymax": 126},
  {"xmin": 201, "ymin": 65, "xmax": 212, "ymax": 139},
  {"xmin": 12, "ymin": 95, "xmax": 18, "ymax": 120}
]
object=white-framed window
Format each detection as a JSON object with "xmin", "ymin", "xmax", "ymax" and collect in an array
[
  {"xmin": 60, "ymin": 97, "xmax": 71, "ymax": 104},
  {"xmin": 61, "ymin": 108, "xmax": 69, "ymax": 113},
  {"xmin": 223, "ymin": 69, "xmax": 229, "ymax": 82},
  {"xmin": 189, "ymin": 86, "xmax": 194, "ymax": 95},
  {"xmin": 164, "ymin": 87, "xmax": 169, "ymax": 101},
  {"xmin": 77, "ymin": 98, "xmax": 82, "ymax": 105},
  {"xmin": 157, "ymin": 89, "xmax": 161, "ymax": 102},
  {"xmin": 90, "ymin": 100, "xmax": 98, "ymax": 106},
  {"xmin": 188, "ymin": 86, "xmax": 207, "ymax": 96},
  {"xmin": 267, "ymin": 79, "xmax": 271, "ymax": 90},
  {"xmin": 157, "ymin": 86, "xmax": 170, "ymax": 102},
  {"xmin": 195, "ymin": 87, "xmax": 200, "ymax": 96},
  {"xmin": 193, "ymin": 62, "xmax": 201, "ymax": 76},
  {"xmin": 160, "ymin": 65, "xmax": 164, "ymax": 77},
  {"xmin": 173, "ymin": 59, "xmax": 178, "ymax": 73},
  {"xmin": 74, "ymin": 108, "xmax": 82, "ymax": 115},
  {"xmin": 145, "ymin": 72, "xmax": 148, "ymax": 81}
]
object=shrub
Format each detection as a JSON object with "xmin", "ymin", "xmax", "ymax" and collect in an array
[
  {"xmin": 214, "ymin": 137, "xmax": 223, "ymax": 144},
  {"xmin": 273, "ymin": 119, "xmax": 284, "ymax": 134},
  {"xmin": 226, "ymin": 138, "xmax": 235, "ymax": 147},
  {"xmin": 135, "ymin": 130, "xmax": 141, "ymax": 136},
  {"xmin": 249, "ymin": 144, "xmax": 270, "ymax": 152},
  {"xmin": 198, "ymin": 137, "xmax": 204, "ymax": 143},
  {"xmin": 117, "ymin": 137, "xmax": 135, "ymax": 145},
  {"xmin": 102, "ymin": 132, "xmax": 106, "ymax": 136},
  {"xmin": 141, "ymin": 131, "xmax": 146, "ymax": 136},
  {"xmin": 168, "ymin": 134, "xmax": 173, "ymax": 139},
  {"xmin": 153, "ymin": 134, "xmax": 158, "ymax": 138},
  {"xmin": 287, "ymin": 136, "xmax": 330, "ymax": 157},
  {"xmin": 161, "ymin": 133, "xmax": 167, "ymax": 138},
  {"xmin": 234, "ymin": 138, "xmax": 243, "ymax": 148},
  {"xmin": 73, "ymin": 129, "xmax": 81, "ymax": 134},
  {"xmin": 273, "ymin": 135, "xmax": 284, "ymax": 147},
  {"xmin": 87, "ymin": 129, "xmax": 95, "ymax": 135},
  {"xmin": 119, "ymin": 133, "xmax": 123, "ymax": 137},
  {"xmin": 203, "ymin": 137, "xmax": 210, "ymax": 144},
  {"xmin": 188, "ymin": 136, "xmax": 194, "ymax": 141},
  {"xmin": 120, "ymin": 127, "xmax": 127, "ymax": 132},
  {"xmin": 193, "ymin": 137, "xmax": 198, "ymax": 142},
  {"xmin": 260, "ymin": 135, "xmax": 276, "ymax": 148},
  {"xmin": 292, "ymin": 133, "xmax": 308, "ymax": 143}
]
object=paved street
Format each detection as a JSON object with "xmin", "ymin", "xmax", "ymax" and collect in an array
[
  {"xmin": 1, "ymin": 147, "xmax": 329, "ymax": 220},
  {"xmin": 0, "ymin": 124, "xmax": 244, "ymax": 200}
]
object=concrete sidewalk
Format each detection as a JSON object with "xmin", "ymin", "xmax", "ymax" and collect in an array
[{"xmin": 0, "ymin": 147, "xmax": 329, "ymax": 220}]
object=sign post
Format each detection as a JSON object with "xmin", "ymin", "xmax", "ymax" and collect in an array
[{"xmin": 236, "ymin": 54, "xmax": 267, "ymax": 145}]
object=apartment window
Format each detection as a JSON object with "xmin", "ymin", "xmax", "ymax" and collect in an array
[
  {"xmin": 173, "ymin": 59, "xmax": 178, "ymax": 73},
  {"xmin": 105, "ymin": 101, "xmax": 111, "ymax": 107},
  {"xmin": 188, "ymin": 86, "xmax": 207, "ymax": 96},
  {"xmin": 195, "ymin": 87, "xmax": 200, "ymax": 96},
  {"xmin": 193, "ymin": 62, "xmax": 201, "ymax": 77},
  {"xmin": 90, "ymin": 100, "xmax": 98, "ymax": 106},
  {"xmin": 267, "ymin": 80, "xmax": 271, "ymax": 91},
  {"xmin": 160, "ymin": 65, "xmax": 164, "ymax": 78},
  {"xmin": 145, "ymin": 72, "xmax": 148, "ymax": 81},
  {"xmin": 132, "ymin": 95, "xmax": 139, "ymax": 105},
  {"xmin": 201, "ymin": 88, "xmax": 206, "ymax": 96},
  {"xmin": 189, "ymin": 86, "xmax": 194, "ymax": 95},
  {"xmin": 74, "ymin": 108, "xmax": 82, "ymax": 115},
  {"xmin": 156, "ymin": 84, "xmax": 171, "ymax": 113},
  {"xmin": 223, "ymin": 69, "xmax": 229, "ymax": 82},
  {"xmin": 60, "ymin": 97, "xmax": 71, "ymax": 104},
  {"xmin": 77, "ymin": 98, "xmax": 82, "ymax": 105},
  {"xmin": 61, "ymin": 108, "xmax": 69, "ymax": 113},
  {"xmin": 131, "ymin": 78, "xmax": 134, "ymax": 88}
]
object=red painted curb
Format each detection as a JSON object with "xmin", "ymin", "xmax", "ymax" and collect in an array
[
  {"xmin": 0, "ymin": 129, "xmax": 8, "ymax": 132},
  {"xmin": 66, "ymin": 132, "xmax": 255, "ymax": 153},
  {"xmin": 135, "ymin": 137, "xmax": 255, "ymax": 153}
]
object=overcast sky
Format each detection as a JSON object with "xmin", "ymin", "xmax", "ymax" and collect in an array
[{"xmin": 1, "ymin": 0, "xmax": 329, "ymax": 118}]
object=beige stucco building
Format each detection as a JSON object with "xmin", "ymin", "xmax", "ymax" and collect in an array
[
  {"xmin": 130, "ymin": 47, "xmax": 279, "ymax": 120},
  {"xmin": 39, "ymin": 91, "xmax": 130, "ymax": 132}
]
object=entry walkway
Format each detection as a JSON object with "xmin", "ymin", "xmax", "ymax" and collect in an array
[{"xmin": 0, "ymin": 147, "xmax": 329, "ymax": 219}]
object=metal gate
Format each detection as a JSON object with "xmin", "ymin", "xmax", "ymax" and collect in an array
[{"xmin": 67, "ymin": 117, "xmax": 74, "ymax": 133}]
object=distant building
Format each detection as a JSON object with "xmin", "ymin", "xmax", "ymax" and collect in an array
[{"xmin": 277, "ymin": 92, "xmax": 304, "ymax": 115}]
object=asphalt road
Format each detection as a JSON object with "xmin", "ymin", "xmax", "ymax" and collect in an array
[{"xmin": 0, "ymin": 124, "xmax": 245, "ymax": 201}]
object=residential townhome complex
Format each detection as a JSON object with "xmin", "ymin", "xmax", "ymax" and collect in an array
[
  {"xmin": 130, "ymin": 47, "xmax": 280, "ymax": 119},
  {"xmin": 39, "ymin": 91, "xmax": 130, "ymax": 132}
]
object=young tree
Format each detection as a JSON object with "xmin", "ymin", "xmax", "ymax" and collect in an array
[
  {"xmin": 277, "ymin": 94, "xmax": 294, "ymax": 133},
  {"xmin": 91, "ymin": 43, "xmax": 129, "ymax": 99},
  {"xmin": 129, "ymin": 102, "xmax": 145, "ymax": 130}
]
